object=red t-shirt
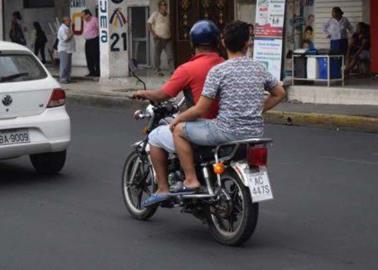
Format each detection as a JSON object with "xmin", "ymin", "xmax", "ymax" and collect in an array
[{"xmin": 162, "ymin": 52, "xmax": 224, "ymax": 119}]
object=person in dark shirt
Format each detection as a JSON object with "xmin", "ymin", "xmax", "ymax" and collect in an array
[
  {"xmin": 9, "ymin": 11, "xmax": 26, "ymax": 46},
  {"xmin": 345, "ymin": 22, "xmax": 371, "ymax": 75},
  {"xmin": 33, "ymin": 22, "xmax": 48, "ymax": 64}
]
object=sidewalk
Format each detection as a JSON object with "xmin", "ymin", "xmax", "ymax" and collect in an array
[{"xmin": 59, "ymin": 75, "xmax": 378, "ymax": 133}]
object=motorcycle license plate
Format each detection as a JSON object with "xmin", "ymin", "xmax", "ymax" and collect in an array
[
  {"xmin": 0, "ymin": 129, "xmax": 30, "ymax": 146},
  {"xmin": 245, "ymin": 169, "xmax": 273, "ymax": 202}
]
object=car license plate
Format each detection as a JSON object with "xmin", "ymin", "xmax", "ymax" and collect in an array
[
  {"xmin": 0, "ymin": 130, "xmax": 30, "ymax": 146},
  {"xmin": 246, "ymin": 169, "xmax": 273, "ymax": 202}
]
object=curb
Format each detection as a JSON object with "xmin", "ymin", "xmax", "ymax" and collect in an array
[
  {"xmin": 264, "ymin": 111, "xmax": 378, "ymax": 133},
  {"xmin": 66, "ymin": 92, "xmax": 146, "ymax": 110},
  {"xmin": 67, "ymin": 93, "xmax": 378, "ymax": 133}
]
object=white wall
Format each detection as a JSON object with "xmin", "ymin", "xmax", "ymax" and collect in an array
[{"xmin": 3, "ymin": 0, "xmax": 56, "ymax": 59}]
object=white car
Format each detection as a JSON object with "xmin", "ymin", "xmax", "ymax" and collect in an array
[{"xmin": 0, "ymin": 41, "xmax": 70, "ymax": 174}]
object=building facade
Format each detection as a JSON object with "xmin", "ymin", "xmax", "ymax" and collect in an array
[{"xmin": 0, "ymin": 0, "xmax": 377, "ymax": 78}]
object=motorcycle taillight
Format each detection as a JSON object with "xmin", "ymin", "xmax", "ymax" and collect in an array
[{"xmin": 247, "ymin": 147, "xmax": 268, "ymax": 167}]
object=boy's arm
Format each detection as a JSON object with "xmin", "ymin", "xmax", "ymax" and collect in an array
[
  {"xmin": 263, "ymin": 85, "xmax": 286, "ymax": 113},
  {"xmin": 170, "ymin": 96, "xmax": 213, "ymax": 130}
]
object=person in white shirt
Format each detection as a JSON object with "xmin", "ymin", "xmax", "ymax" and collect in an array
[
  {"xmin": 323, "ymin": 7, "xmax": 353, "ymax": 55},
  {"xmin": 57, "ymin": 17, "xmax": 75, "ymax": 84},
  {"xmin": 147, "ymin": 0, "xmax": 174, "ymax": 76}
]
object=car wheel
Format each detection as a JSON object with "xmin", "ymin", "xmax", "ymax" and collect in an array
[{"xmin": 30, "ymin": 150, "xmax": 67, "ymax": 174}]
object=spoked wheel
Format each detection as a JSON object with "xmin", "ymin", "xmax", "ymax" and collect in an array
[
  {"xmin": 207, "ymin": 170, "xmax": 259, "ymax": 246},
  {"xmin": 122, "ymin": 150, "xmax": 158, "ymax": 220}
]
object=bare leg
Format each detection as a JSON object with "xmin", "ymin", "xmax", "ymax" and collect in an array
[
  {"xmin": 173, "ymin": 124, "xmax": 201, "ymax": 188},
  {"xmin": 150, "ymin": 145, "xmax": 170, "ymax": 193},
  {"xmin": 345, "ymin": 56, "xmax": 359, "ymax": 74}
]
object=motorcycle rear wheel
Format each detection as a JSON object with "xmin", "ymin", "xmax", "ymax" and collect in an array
[
  {"xmin": 122, "ymin": 150, "xmax": 158, "ymax": 220},
  {"xmin": 207, "ymin": 170, "xmax": 259, "ymax": 246}
]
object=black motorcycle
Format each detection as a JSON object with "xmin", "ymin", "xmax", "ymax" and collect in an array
[{"xmin": 122, "ymin": 100, "xmax": 274, "ymax": 246}]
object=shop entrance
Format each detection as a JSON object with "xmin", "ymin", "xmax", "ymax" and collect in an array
[
  {"xmin": 170, "ymin": 0, "xmax": 234, "ymax": 66},
  {"xmin": 128, "ymin": 6, "xmax": 151, "ymax": 67}
]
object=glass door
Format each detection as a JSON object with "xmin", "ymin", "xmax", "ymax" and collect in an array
[{"xmin": 128, "ymin": 6, "xmax": 150, "ymax": 67}]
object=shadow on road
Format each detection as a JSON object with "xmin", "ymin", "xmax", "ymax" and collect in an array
[{"xmin": 0, "ymin": 160, "xmax": 67, "ymax": 187}]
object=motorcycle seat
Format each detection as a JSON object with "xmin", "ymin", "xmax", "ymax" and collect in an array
[{"xmin": 193, "ymin": 138, "xmax": 272, "ymax": 164}]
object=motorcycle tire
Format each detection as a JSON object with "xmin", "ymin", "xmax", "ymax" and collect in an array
[
  {"xmin": 122, "ymin": 150, "xmax": 158, "ymax": 220},
  {"xmin": 207, "ymin": 170, "xmax": 259, "ymax": 246}
]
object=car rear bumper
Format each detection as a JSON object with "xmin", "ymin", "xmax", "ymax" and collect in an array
[{"xmin": 0, "ymin": 106, "xmax": 70, "ymax": 159}]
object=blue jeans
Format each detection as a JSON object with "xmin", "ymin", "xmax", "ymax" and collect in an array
[
  {"xmin": 182, "ymin": 120, "xmax": 259, "ymax": 146},
  {"xmin": 330, "ymin": 39, "xmax": 348, "ymax": 55}
]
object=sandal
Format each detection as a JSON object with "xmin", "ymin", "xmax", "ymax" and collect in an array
[{"xmin": 142, "ymin": 193, "xmax": 169, "ymax": 208}]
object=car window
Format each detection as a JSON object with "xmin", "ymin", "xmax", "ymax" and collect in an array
[{"xmin": 0, "ymin": 53, "xmax": 47, "ymax": 83}]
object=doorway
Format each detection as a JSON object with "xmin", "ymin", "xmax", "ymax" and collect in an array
[
  {"xmin": 128, "ymin": 6, "xmax": 151, "ymax": 67},
  {"xmin": 170, "ymin": 0, "xmax": 235, "ymax": 66}
]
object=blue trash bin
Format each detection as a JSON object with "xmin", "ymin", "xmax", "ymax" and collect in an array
[{"xmin": 318, "ymin": 57, "xmax": 342, "ymax": 79}]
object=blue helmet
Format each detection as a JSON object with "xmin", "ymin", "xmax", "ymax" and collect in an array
[{"xmin": 190, "ymin": 20, "xmax": 220, "ymax": 46}]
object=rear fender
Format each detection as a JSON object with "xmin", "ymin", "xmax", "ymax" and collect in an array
[{"xmin": 231, "ymin": 162, "xmax": 267, "ymax": 187}]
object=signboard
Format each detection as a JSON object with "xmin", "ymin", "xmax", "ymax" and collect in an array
[
  {"xmin": 99, "ymin": 0, "xmax": 128, "ymax": 78},
  {"xmin": 254, "ymin": 39, "xmax": 283, "ymax": 80},
  {"xmin": 253, "ymin": 0, "xmax": 286, "ymax": 80}
]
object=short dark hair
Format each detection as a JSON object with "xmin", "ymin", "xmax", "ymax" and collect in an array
[
  {"xmin": 82, "ymin": 9, "xmax": 92, "ymax": 16},
  {"xmin": 332, "ymin": 7, "xmax": 344, "ymax": 17},
  {"xmin": 13, "ymin": 11, "xmax": 22, "ymax": 20},
  {"xmin": 223, "ymin": 21, "xmax": 249, "ymax": 53}
]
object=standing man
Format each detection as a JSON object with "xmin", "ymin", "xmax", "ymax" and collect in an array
[
  {"xmin": 147, "ymin": 0, "xmax": 174, "ymax": 76},
  {"xmin": 57, "ymin": 17, "xmax": 75, "ymax": 84},
  {"xmin": 81, "ymin": 9, "xmax": 100, "ymax": 77}
]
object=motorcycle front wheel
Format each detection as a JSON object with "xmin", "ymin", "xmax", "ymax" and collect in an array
[
  {"xmin": 207, "ymin": 170, "xmax": 259, "ymax": 246},
  {"xmin": 122, "ymin": 150, "xmax": 158, "ymax": 220}
]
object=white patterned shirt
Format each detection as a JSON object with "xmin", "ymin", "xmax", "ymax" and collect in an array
[
  {"xmin": 202, "ymin": 57, "xmax": 278, "ymax": 136},
  {"xmin": 323, "ymin": 17, "xmax": 353, "ymax": 40}
]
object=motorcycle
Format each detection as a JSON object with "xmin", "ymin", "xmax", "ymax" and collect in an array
[{"xmin": 122, "ymin": 99, "xmax": 274, "ymax": 246}]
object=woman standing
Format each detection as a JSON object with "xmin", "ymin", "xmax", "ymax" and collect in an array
[
  {"xmin": 323, "ymin": 7, "xmax": 353, "ymax": 55},
  {"xmin": 33, "ymin": 22, "xmax": 48, "ymax": 64},
  {"xmin": 9, "ymin": 11, "xmax": 26, "ymax": 46}
]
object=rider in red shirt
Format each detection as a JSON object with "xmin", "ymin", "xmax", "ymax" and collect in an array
[{"xmin": 133, "ymin": 20, "xmax": 223, "ymax": 206}]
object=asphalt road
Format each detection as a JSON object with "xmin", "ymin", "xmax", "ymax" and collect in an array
[{"xmin": 0, "ymin": 103, "xmax": 377, "ymax": 270}]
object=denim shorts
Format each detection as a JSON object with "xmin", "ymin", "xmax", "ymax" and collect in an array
[
  {"xmin": 148, "ymin": 125, "xmax": 175, "ymax": 153},
  {"xmin": 182, "ymin": 120, "xmax": 249, "ymax": 146}
]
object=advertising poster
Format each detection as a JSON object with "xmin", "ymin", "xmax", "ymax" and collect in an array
[
  {"xmin": 254, "ymin": 39, "xmax": 283, "ymax": 80},
  {"xmin": 255, "ymin": 0, "xmax": 285, "ymax": 38},
  {"xmin": 253, "ymin": 0, "xmax": 286, "ymax": 80}
]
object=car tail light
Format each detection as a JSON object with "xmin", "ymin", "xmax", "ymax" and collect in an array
[
  {"xmin": 47, "ymin": 88, "xmax": 65, "ymax": 108},
  {"xmin": 248, "ymin": 147, "xmax": 268, "ymax": 167}
]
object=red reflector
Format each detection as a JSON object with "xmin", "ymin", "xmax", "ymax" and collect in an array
[
  {"xmin": 248, "ymin": 147, "xmax": 268, "ymax": 167},
  {"xmin": 47, "ymin": 88, "xmax": 65, "ymax": 108}
]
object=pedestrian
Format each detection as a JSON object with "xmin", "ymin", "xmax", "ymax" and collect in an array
[
  {"xmin": 323, "ymin": 7, "xmax": 353, "ymax": 55},
  {"xmin": 57, "ymin": 17, "xmax": 75, "ymax": 84},
  {"xmin": 9, "ymin": 11, "xmax": 26, "ymax": 46},
  {"xmin": 33, "ymin": 22, "xmax": 48, "ymax": 64},
  {"xmin": 147, "ymin": 0, "xmax": 174, "ymax": 76},
  {"xmin": 345, "ymin": 22, "xmax": 371, "ymax": 76},
  {"xmin": 247, "ymin": 23, "xmax": 255, "ymax": 58},
  {"xmin": 81, "ymin": 9, "xmax": 100, "ymax": 77}
]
